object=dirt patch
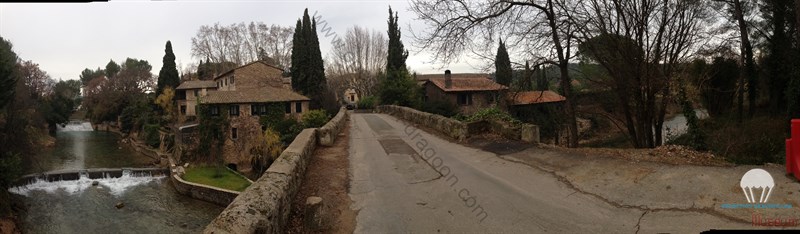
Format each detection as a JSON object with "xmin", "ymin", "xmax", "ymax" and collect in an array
[
  {"xmin": 550, "ymin": 144, "xmax": 734, "ymax": 167},
  {"xmin": 0, "ymin": 217, "xmax": 19, "ymax": 234},
  {"xmin": 287, "ymin": 120, "xmax": 355, "ymax": 234}
]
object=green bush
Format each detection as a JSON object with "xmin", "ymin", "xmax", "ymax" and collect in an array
[
  {"xmin": 143, "ymin": 123, "xmax": 161, "ymax": 148},
  {"xmin": 0, "ymin": 152, "xmax": 21, "ymax": 188},
  {"xmin": 357, "ymin": 96, "xmax": 378, "ymax": 109},
  {"xmin": 302, "ymin": 109, "xmax": 330, "ymax": 128},
  {"xmin": 463, "ymin": 107, "xmax": 521, "ymax": 125},
  {"xmin": 260, "ymin": 115, "xmax": 302, "ymax": 145},
  {"xmin": 421, "ymin": 100, "xmax": 457, "ymax": 117}
]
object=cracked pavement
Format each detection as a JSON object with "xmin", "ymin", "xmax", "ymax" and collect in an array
[{"xmin": 348, "ymin": 113, "xmax": 771, "ymax": 233}]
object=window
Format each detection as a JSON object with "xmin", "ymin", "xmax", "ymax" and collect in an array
[
  {"xmin": 230, "ymin": 75, "xmax": 235, "ymax": 84},
  {"xmin": 457, "ymin": 93, "xmax": 473, "ymax": 106},
  {"xmin": 210, "ymin": 106, "xmax": 219, "ymax": 116},
  {"xmin": 251, "ymin": 104, "xmax": 257, "ymax": 115},
  {"xmin": 295, "ymin": 102, "xmax": 302, "ymax": 113},
  {"xmin": 225, "ymin": 79, "xmax": 228, "ymax": 86},
  {"xmin": 229, "ymin": 105, "xmax": 239, "ymax": 116},
  {"xmin": 194, "ymin": 90, "xmax": 199, "ymax": 98},
  {"xmin": 180, "ymin": 105, "xmax": 186, "ymax": 114},
  {"xmin": 231, "ymin": 128, "xmax": 238, "ymax": 139},
  {"xmin": 285, "ymin": 102, "xmax": 292, "ymax": 113}
]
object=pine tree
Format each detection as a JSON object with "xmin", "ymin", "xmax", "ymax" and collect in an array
[
  {"xmin": 157, "ymin": 41, "xmax": 180, "ymax": 96},
  {"xmin": 495, "ymin": 39, "xmax": 512, "ymax": 86},
  {"xmin": 105, "ymin": 59, "xmax": 120, "ymax": 78},
  {"xmin": 0, "ymin": 37, "xmax": 17, "ymax": 110}
]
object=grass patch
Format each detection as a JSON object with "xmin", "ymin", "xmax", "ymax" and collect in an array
[{"xmin": 182, "ymin": 166, "xmax": 252, "ymax": 192}]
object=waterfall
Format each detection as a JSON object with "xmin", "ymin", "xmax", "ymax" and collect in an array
[
  {"xmin": 57, "ymin": 121, "xmax": 94, "ymax": 132},
  {"xmin": 8, "ymin": 171, "xmax": 165, "ymax": 197}
]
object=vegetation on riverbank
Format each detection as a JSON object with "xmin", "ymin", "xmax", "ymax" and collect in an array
[{"xmin": 182, "ymin": 166, "xmax": 252, "ymax": 192}]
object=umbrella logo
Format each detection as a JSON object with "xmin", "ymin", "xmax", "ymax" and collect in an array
[{"xmin": 740, "ymin": 169, "xmax": 775, "ymax": 203}]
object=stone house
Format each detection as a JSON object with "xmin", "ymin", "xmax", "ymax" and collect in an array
[
  {"xmin": 422, "ymin": 70, "xmax": 508, "ymax": 115},
  {"xmin": 175, "ymin": 61, "xmax": 310, "ymax": 173}
]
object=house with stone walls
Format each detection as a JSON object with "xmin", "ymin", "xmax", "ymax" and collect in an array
[
  {"xmin": 175, "ymin": 60, "xmax": 310, "ymax": 173},
  {"xmin": 422, "ymin": 70, "xmax": 508, "ymax": 115}
]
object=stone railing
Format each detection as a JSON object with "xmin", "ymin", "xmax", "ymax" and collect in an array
[
  {"xmin": 376, "ymin": 105, "xmax": 468, "ymax": 142},
  {"xmin": 317, "ymin": 107, "xmax": 349, "ymax": 146},
  {"xmin": 204, "ymin": 128, "xmax": 319, "ymax": 233}
]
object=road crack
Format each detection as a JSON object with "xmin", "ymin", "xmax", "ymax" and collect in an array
[{"xmin": 635, "ymin": 211, "xmax": 647, "ymax": 234}]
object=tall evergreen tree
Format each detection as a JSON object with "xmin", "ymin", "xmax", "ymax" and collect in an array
[
  {"xmin": 0, "ymin": 37, "xmax": 17, "ymax": 110},
  {"xmin": 290, "ymin": 9, "xmax": 327, "ymax": 108},
  {"xmin": 378, "ymin": 6, "xmax": 418, "ymax": 107},
  {"xmin": 157, "ymin": 41, "xmax": 180, "ymax": 96},
  {"xmin": 495, "ymin": 39, "xmax": 513, "ymax": 86},
  {"xmin": 386, "ymin": 7, "xmax": 408, "ymax": 74},
  {"xmin": 291, "ymin": 19, "xmax": 306, "ymax": 92},
  {"xmin": 197, "ymin": 59, "xmax": 205, "ymax": 80},
  {"xmin": 105, "ymin": 59, "xmax": 120, "ymax": 78}
]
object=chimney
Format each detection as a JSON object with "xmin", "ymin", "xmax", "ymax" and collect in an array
[{"xmin": 444, "ymin": 70, "xmax": 452, "ymax": 89}]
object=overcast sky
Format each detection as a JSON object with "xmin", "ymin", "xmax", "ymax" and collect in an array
[{"xmin": 0, "ymin": 0, "xmax": 483, "ymax": 81}]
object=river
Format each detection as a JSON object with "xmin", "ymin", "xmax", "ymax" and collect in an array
[{"xmin": 9, "ymin": 123, "xmax": 223, "ymax": 233}]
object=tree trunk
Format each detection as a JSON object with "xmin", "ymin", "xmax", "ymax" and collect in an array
[
  {"xmin": 733, "ymin": 0, "xmax": 757, "ymax": 118},
  {"xmin": 546, "ymin": 0, "xmax": 579, "ymax": 148}
]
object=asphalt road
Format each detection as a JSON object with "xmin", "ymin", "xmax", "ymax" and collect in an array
[{"xmin": 348, "ymin": 113, "xmax": 751, "ymax": 233}]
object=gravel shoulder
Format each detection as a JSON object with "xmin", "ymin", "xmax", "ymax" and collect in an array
[{"xmin": 287, "ymin": 120, "xmax": 355, "ymax": 234}]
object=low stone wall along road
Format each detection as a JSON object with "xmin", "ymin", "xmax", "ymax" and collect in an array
[{"xmin": 348, "ymin": 113, "xmax": 751, "ymax": 233}]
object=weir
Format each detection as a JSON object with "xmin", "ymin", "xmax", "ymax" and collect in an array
[
  {"xmin": 9, "ymin": 168, "xmax": 170, "ymax": 196},
  {"xmin": 57, "ymin": 120, "xmax": 94, "ymax": 132}
]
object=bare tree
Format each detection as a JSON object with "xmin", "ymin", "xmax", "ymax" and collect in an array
[
  {"xmin": 326, "ymin": 25, "xmax": 387, "ymax": 99},
  {"xmin": 191, "ymin": 22, "xmax": 294, "ymax": 69},
  {"xmin": 17, "ymin": 60, "xmax": 54, "ymax": 98},
  {"xmin": 410, "ymin": 0, "xmax": 580, "ymax": 147},
  {"xmin": 569, "ymin": 0, "xmax": 710, "ymax": 148}
]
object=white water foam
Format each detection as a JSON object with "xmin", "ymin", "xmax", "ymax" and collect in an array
[
  {"xmin": 57, "ymin": 121, "xmax": 94, "ymax": 132},
  {"xmin": 8, "ymin": 172, "xmax": 165, "ymax": 197}
]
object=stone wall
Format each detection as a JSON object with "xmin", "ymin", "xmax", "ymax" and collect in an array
[
  {"xmin": 376, "ymin": 105, "xmax": 468, "ymax": 142},
  {"xmin": 377, "ymin": 105, "xmax": 539, "ymax": 143},
  {"xmin": 204, "ymin": 128, "xmax": 318, "ymax": 233},
  {"xmin": 170, "ymin": 173, "xmax": 241, "ymax": 207},
  {"xmin": 317, "ymin": 107, "xmax": 349, "ymax": 146}
]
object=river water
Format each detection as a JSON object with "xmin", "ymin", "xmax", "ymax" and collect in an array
[{"xmin": 9, "ymin": 123, "xmax": 223, "ymax": 233}]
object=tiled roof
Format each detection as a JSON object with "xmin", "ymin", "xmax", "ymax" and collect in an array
[
  {"xmin": 176, "ymin": 80, "xmax": 217, "ymax": 90},
  {"xmin": 214, "ymin": 60, "xmax": 285, "ymax": 80},
  {"xmin": 415, "ymin": 73, "xmax": 490, "ymax": 81},
  {"xmin": 508, "ymin": 91, "xmax": 566, "ymax": 105},
  {"xmin": 201, "ymin": 87, "xmax": 310, "ymax": 104},
  {"xmin": 428, "ymin": 78, "xmax": 508, "ymax": 92}
]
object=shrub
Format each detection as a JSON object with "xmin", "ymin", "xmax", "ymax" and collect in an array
[
  {"xmin": 463, "ymin": 107, "xmax": 521, "ymax": 125},
  {"xmin": 143, "ymin": 123, "xmax": 161, "ymax": 148},
  {"xmin": 260, "ymin": 115, "xmax": 302, "ymax": 145},
  {"xmin": 357, "ymin": 96, "xmax": 378, "ymax": 109},
  {"xmin": 421, "ymin": 100, "xmax": 457, "ymax": 117},
  {"xmin": 701, "ymin": 116, "xmax": 784, "ymax": 165},
  {"xmin": 302, "ymin": 109, "xmax": 330, "ymax": 128},
  {"xmin": 0, "ymin": 152, "xmax": 21, "ymax": 188}
]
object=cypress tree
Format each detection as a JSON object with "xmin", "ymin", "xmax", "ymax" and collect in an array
[
  {"xmin": 157, "ymin": 41, "xmax": 180, "ymax": 96},
  {"xmin": 386, "ymin": 7, "xmax": 408, "ymax": 74},
  {"xmin": 290, "ymin": 19, "xmax": 305, "ymax": 92},
  {"xmin": 495, "ymin": 39, "xmax": 512, "ymax": 86},
  {"xmin": 290, "ymin": 8, "xmax": 327, "ymax": 108}
]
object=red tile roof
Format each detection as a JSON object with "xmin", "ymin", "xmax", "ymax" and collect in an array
[
  {"xmin": 415, "ymin": 73, "xmax": 491, "ymax": 81},
  {"xmin": 427, "ymin": 78, "xmax": 508, "ymax": 92},
  {"xmin": 508, "ymin": 91, "xmax": 566, "ymax": 105},
  {"xmin": 201, "ymin": 87, "xmax": 309, "ymax": 104},
  {"xmin": 176, "ymin": 80, "xmax": 217, "ymax": 90}
]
